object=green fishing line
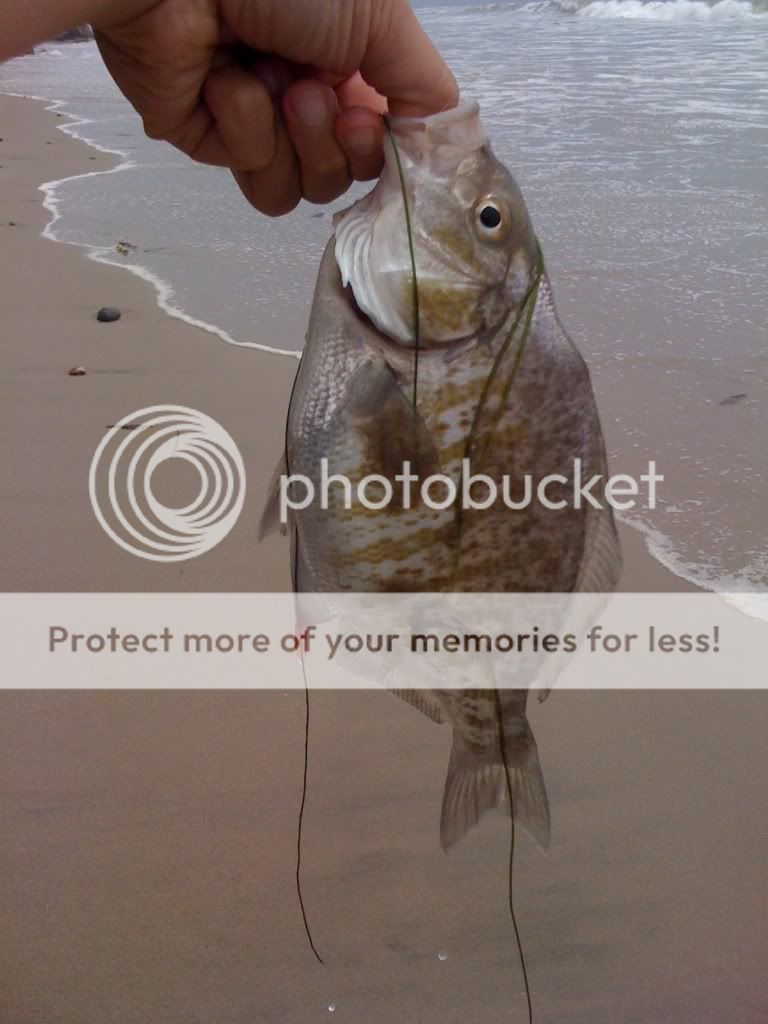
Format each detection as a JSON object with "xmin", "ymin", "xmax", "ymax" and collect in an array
[
  {"xmin": 453, "ymin": 240, "xmax": 545, "ymax": 579},
  {"xmin": 494, "ymin": 690, "xmax": 535, "ymax": 1024},
  {"xmin": 384, "ymin": 117, "xmax": 421, "ymax": 411},
  {"xmin": 385, "ymin": 111, "xmax": 540, "ymax": 1021},
  {"xmin": 284, "ymin": 369, "xmax": 324, "ymax": 966}
]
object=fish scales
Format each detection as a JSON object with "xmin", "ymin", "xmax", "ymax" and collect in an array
[{"xmin": 262, "ymin": 101, "xmax": 621, "ymax": 848}]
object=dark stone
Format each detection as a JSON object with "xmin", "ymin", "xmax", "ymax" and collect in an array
[{"xmin": 97, "ymin": 307, "xmax": 121, "ymax": 323}]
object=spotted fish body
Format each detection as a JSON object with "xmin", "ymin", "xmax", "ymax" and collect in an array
[{"xmin": 262, "ymin": 102, "xmax": 621, "ymax": 849}]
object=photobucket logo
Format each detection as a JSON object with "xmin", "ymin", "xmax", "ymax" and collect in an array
[
  {"xmin": 280, "ymin": 458, "xmax": 662, "ymax": 522},
  {"xmin": 89, "ymin": 405, "xmax": 246, "ymax": 562}
]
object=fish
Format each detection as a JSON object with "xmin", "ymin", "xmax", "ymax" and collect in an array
[{"xmin": 260, "ymin": 100, "xmax": 621, "ymax": 850}]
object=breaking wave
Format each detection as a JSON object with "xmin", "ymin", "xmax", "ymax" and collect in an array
[
  {"xmin": 557, "ymin": 0, "xmax": 767, "ymax": 21},
  {"xmin": 469, "ymin": 0, "xmax": 767, "ymax": 20}
]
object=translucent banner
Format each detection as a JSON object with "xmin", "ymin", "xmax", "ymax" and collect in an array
[{"xmin": 0, "ymin": 592, "xmax": 765, "ymax": 690}]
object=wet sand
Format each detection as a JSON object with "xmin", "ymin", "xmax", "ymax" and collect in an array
[{"xmin": 1, "ymin": 94, "xmax": 765, "ymax": 1024}]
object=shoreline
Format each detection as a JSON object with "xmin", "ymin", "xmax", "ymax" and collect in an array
[
  {"xmin": 0, "ymin": 90, "xmax": 692, "ymax": 594},
  {"xmin": 0, "ymin": 92, "xmax": 297, "ymax": 592},
  {"xmin": 24, "ymin": 87, "xmax": 298, "ymax": 358}
]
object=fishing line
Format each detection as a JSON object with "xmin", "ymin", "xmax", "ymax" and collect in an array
[
  {"xmin": 453, "ymin": 240, "xmax": 545, "ymax": 578},
  {"xmin": 384, "ymin": 117, "xmax": 421, "ymax": 411},
  {"xmin": 284, "ymin": 365, "xmax": 324, "ymax": 966},
  {"xmin": 493, "ymin": 690, "xmax": 535, "ymax": 1024},
  {"xmin": 295, "ymin": 644, "xmax": 324, "ymax": 965},
  {"xmin": 384, "ymin": 120, "xmax": 538, "ymax": 1018}
]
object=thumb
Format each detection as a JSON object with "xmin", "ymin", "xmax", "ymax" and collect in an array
[{"xmin": 362, "ymin": 0, "xmax": 458, "ymax": 116}]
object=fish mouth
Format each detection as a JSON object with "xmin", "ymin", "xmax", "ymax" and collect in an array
[
  {"xmin": 385, "ymin": 99, "xmax": 481, "ymax": 131},
  {"xmin": 382, "ymin": 99, "xmax": 487, "ymax": 176}
]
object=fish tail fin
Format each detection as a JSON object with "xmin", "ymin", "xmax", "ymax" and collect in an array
[
  {"xmin": 498, "ymin": 722, "xmax": 551, "ymax": 852},
  {"xmin": 440, "ymin": 724, "xmax": 550, "ymax": 852}
]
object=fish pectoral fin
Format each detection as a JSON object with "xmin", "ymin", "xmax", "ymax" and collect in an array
[
  {"xmin": 344, "ymin": 359, "xmax": 441, "ymax": 480},
  {"xmin": 440, "ymin": 726, "xmax": 551, "ymax": 852},
  {"xmin": 257, "ymin": 453, "xmax": 288, "ymax": 541}
]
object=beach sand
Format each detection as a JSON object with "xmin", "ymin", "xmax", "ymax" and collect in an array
[
  {"xmin": 1, "ymin": 94, "xmax": 296, "ymax": 593},
  {"xmin": 5, "ymin": 95, "xmax": 765, "ymax": 1024}
]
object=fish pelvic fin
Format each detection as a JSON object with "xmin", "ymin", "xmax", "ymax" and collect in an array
[
  {"xmin": 440, "ymin": 723, "xmax": 550, "ymax": 853},
  {"xmin": 257, "ymin": 453, "xmax": 288, "ymax": 541}
]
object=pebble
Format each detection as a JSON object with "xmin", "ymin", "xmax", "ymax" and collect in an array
[
  {"xmin": 68, "ymin": 366, "xmax": 86, "ymax": 376},
  {"xmin": 97, "ymin": 307, "xmax": 121, "ymax": 323}
]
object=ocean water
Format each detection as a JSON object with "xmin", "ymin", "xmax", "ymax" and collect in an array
[{"xmin": 1, "ymin": 0, "xmax": 766, "ymax": 610}]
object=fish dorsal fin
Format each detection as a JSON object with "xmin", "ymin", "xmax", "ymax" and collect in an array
[
  {"xmin": 440, "ymin": 725, "xmax": 550, "ymax": 852},
  {"xmin": 257, "ymin": 453, "xmax": 288, "ymax": 541}
]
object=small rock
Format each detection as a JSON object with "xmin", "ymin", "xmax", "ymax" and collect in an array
[
  {"xmin": 97, "ymin": 307, "xmax": 121, "ymax": 323},
  {"xmin": 68, "ymin": 366, "xmax": 86, "ymax": 376},
  {"xmin": 115, "ymin": 240, "xmax": 136, "ymax": 255}
]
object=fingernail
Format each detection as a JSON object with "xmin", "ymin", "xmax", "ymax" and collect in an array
[{"xmin": 291, "ymin": 90, "xmax": 328, "ymax": 129}]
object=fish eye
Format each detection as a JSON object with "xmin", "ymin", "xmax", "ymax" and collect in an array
[
  {"xmin": 474, "ymin": 197, "xmax": 508, "ymax": 240},
  {"xmin": 479, "ymin": 205, "xmax": 501, "ymax": 228}
]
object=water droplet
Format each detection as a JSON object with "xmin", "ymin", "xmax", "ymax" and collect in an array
[{"xmin": 437, "ymin": 950, "xmax": 448, "ymax": 962}]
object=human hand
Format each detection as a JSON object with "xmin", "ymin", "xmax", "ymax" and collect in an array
[{"xmin": 93, "ymin": 0, "xmax": 458, "ymax": 215}]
